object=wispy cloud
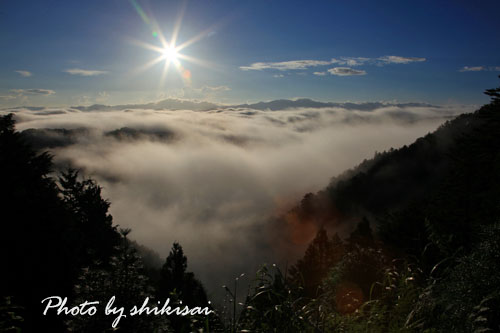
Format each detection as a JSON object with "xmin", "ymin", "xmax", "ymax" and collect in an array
[
  {"xmin": 328, "ymin": 67, "xmax": 367, "ymax": 76},
  {"xmin": 240, "ymin": 55, "xmax": 426, "ymax": 73},
  {"xmin": 64, "ymin": 68, "xmax": 109, "ymax": 76},
  {"xmin": 240, "ymin": 60, "xmax": 331, "ymax": 71},
  {"xmin": 96, "ymin": 91, "xmax": 110, "ymax": 103},
  {"xmin": 459, "ymin": 66, "xmax": 500, "ymax": 72},
  {"xmin": 331, "ymin": 57, "xmax": 370, "ymax": 66},
  {"xmin": 15, "ymin": 70, "xmax": 32, "ymax": 77},
  {"xmin": 11, "ymin": 89, "xmax": 55, "ymax": 95},
  {"xmin": 273, "ymin": 74, "xmax": 285, "ymax": 78},
  {"xmin": 377, "ymin": 56, "xmax": 426, "ymax": 64},
  {"xmin": 199, "ymin": 85, "xmax": 231, "ymax": 92},
  {"xmin": 460, "ymin": 66, "xmax": 485, "ymax": 72}
]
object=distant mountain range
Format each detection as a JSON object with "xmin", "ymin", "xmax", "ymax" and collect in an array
[
  {"xmin": 72, "ymin": 99, "xmax": 220, "ymax": 112},
  {"xmin": 231, "ymin": 99, "xmax": 439, "ymax": 111},
  {"xmin": 66, "ymin": 98, "xmax": 440, "ymax": 112}
]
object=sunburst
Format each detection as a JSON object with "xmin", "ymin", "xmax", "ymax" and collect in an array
[
  {"xmin": 129, "ymin": 0, "xmax": 216, "ymax": 88},
  {"xmin": 162, "ymin": 45, "xmax": 179, "ymax": 63}
]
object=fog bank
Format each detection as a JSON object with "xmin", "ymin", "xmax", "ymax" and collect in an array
[{"xmin": 2, "ymin": 103, "xmax": 472, "ymax": 293}]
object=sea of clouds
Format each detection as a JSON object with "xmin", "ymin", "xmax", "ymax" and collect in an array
[{"xmin": 1, "ymin": 102, "xmax": 473, "ymax": 293}]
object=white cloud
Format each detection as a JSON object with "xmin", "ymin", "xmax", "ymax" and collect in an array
[
  {"xmin": 240, "ymin": 58, "xmax": 370, "ymax": 72},
  {"xmin": 331, "ymin": 57, "xmax": 370, "ymax": 66},
  {"xmin": 240, "ymin": 55, "xmax": 425, "ymax": 73},
  {"xmin": 328, "ymin": 67, "xmax": 367, "ymax": 76},
  {"xmin": 240, "ymin": 60, "xmax": 331, "ymax": 71},
  {"xmin": 313, "ymin": 72, "xmax": 327, "ymax": 76},
  {"xmin": 459, "ymin": 66, "xmax": 500, "ymax": 72},
  {"xmin": 10, "ymin": 89, "xmax": 55, "ymax": 95},
  {"xmin": 377, "ymin": 56, "xmax": 426, "ymax": 64},
  {"xmin": 273, "ymin": 74, "xmax": 285, "ymax": 78},
  {"xmin": 64, "ymin": 68, "xmax": 109, "ymax": 76},
  {"xmin": 199, "ymin": 85, "xmax": 231, "ymax": 92},
  {"xmin": 96, "ymin": 91, "xmax": 110, "ymax": 103},
  {"xmin": 459, "ymin": 66, "xmax": 485, "ymax": 72},
  {"xmin": 15, "ymin": 70, "xmax": 32, "ymax": 77}
]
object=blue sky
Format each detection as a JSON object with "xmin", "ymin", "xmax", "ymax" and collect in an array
[{"xmin": 1, "ymin": 0, "xmax": 499, "ymax": 107}]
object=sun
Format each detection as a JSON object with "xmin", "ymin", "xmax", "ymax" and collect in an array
[
  {"xmin": 129, "ymin": 0, "xmax": 216, "ymax": 88},
  {"xmin": 162, "ymin": 45, "xmax": 179, "ymax": 63}
]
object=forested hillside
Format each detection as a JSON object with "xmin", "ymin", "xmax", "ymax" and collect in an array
[
  {"xmin": 0, "ymin": 114, "xmax": 218, "ymax": 332},
  {"xmin": 235, "ymin": 79, "xmax": 500, "ymax": 331}
]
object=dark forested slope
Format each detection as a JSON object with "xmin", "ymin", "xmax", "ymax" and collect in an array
[
  {"xmin": 247, "ymin": 80, "xmax": 500, "ymax": 332},
  {"xmin": 284, "ymin": 89, "xmax": 500, "ymax": 257},
  {"xmin": 0, "ymin": 114, "xmax": 216, "ymax": 332}
]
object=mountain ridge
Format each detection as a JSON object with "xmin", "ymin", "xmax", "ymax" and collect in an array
[{"xmin": 3, "ymin": 98, "xmax": 442, "ymax": 112}]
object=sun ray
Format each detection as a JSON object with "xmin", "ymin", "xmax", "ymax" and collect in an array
[
  {"xmin": 130, "ymin": 38, "xmax": 165, "ymax": 54},
  {"xmin": 129, "ymin": 0, "xmax": 220, "ymax": 88},
  {"xmin": 130, "ymin": 55, "xmax": 165, "ymax": 76},
  {"xmin": 158, "ymin": 58, "xmax": 171, "ymax": 89},
  {"xmin": 175, "ymin": 26, "xmax": 215, "ymax": 52},
  {"xmin": 176, "ymin": 54, "xmax": 211, "ymax": 69},
  {"xmin": 170, "ymin": 0, "xmax": 187, "ymax": 47}
]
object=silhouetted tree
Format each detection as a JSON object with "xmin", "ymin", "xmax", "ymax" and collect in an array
[
  {"xmin": 1, "ymin": 114, "xmax": 139, "ymax": 331},
  {"xmin": 347, "ymin": 217, "xmax": 375, "ymax": 249},
  {"xmin": 289, "ymin": 228, "xmax": 345, "ymax": 298},
  {"xmin": 157, "ymin": 242, "xmax": 210, "ymax": 332},
  {"xmin": 59, "ymin": 169, "xmax": 121, "ymax": 266},
  {"xmin": 1, "ymin": 114, "xmax": 78, "ymax": 331},
  {"xmin": 484, "ymin": 75, "xmax": 500, "ymax": 103}
]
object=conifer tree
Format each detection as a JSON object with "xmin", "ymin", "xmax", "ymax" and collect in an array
[
  {"xmin": 157, "ymin": 242, "xmax": 210, "ymax": 332},
  {"xmin": 289, "ymin": 228, "xmax": 345, "ymax": 298}
]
